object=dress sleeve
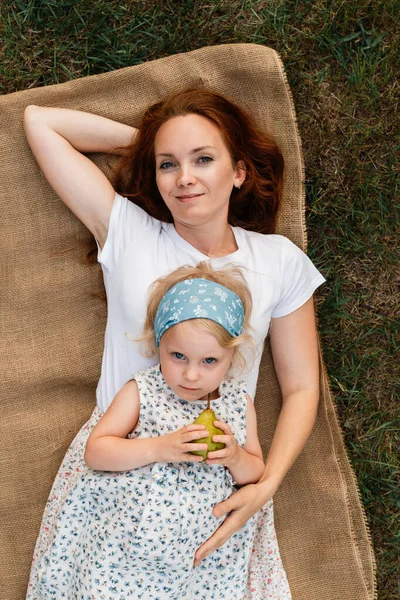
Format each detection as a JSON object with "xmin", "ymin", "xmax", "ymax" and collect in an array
[
  {"xmin": 271, "ymin": 237, "xmax": 325, "ymax": 318},
  {"xmin": 97, "ymin": 193, "xmax": 161, "ymax": 274}
]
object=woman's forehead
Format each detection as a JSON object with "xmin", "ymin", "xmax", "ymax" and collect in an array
[{"xmin": 154, "ymin": 114, "xmax": 227, "ymax": 154}]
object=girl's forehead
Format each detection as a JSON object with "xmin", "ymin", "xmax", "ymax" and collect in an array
[{"xmin": 162, "ymin": 321, "xmax": 227, "ymax": 353}]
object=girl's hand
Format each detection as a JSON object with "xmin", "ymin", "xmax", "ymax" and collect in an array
[
  {"xmin": 155, "ymin": 424, "xmax": 208, "ymax": 463},
  {"xmin": 205, "ymin": 421, "xmax": 240, "ymax": 468}
]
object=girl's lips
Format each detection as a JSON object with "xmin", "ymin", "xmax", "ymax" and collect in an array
[{"xmin": 180, "ymin": 385, "xmax": 200, "ymax": 391}]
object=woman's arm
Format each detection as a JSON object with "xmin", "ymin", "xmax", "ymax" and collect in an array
[
  {"xmin": 206, "ymin": 396, "xmax": 265, "ymax": 485},
  {"xmin": 24, "ymin": 105, "xmax": 136, "ymax": 247},
  {"xmin": 84, "ymin": 380, "xmax": 209, "ymax": 471},
  {"xmin": 194, "ymin": 297, "xmax": 319, "ymax": 564},
  {"xmin": 258, "ymin": 297, "xmax": 319, "ymax": 488}
]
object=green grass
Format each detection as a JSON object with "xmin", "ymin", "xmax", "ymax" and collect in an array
[{"xmin": 1, "ymin": 1, "xmax": 398, "ymax": 597}]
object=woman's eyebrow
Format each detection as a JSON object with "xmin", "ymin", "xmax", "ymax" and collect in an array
[
  {"xmin": 155, "ymin": 145, "xmax": 216, "ymax": 158},
  {"xmin": 191, "ymin": 145, "xmax": 216, "ymax": 153}
]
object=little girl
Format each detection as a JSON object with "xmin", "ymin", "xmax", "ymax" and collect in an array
[{"xmin": 35, "ymin": 262, "xmax": 284, "ymax": 600}]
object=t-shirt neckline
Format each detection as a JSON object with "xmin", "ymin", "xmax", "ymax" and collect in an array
[{"xmin": 163, "ymin": 222, "xmax": 244, "ymax": 262}]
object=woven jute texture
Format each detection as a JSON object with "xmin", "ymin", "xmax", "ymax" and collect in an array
[{"xmin": 0, "ymin": 44, "xmax": 376, "ymax": 599}]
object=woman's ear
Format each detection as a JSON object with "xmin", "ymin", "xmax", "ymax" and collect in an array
[{"xmin": 234, "ymin": 160, "xmax": 246, "ymax": 188}]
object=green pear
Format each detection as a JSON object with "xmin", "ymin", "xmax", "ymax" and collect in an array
[{"xmin": 190, "ymin": 408, "xmax": 225, "ymax": 460}]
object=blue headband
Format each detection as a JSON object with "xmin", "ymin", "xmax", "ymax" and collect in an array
[{"xmin": 154, "ymin": 278, "xmax": 245, "ymax": 346}]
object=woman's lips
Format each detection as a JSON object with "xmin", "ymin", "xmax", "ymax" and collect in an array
[{"xmin": 175, "ymin": 193, "xmax": 203, "ymax": 202}]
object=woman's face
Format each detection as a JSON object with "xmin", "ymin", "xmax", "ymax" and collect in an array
[{"xmin": 154, "ymin": 114, "xmax": 244, "ymax": 230}]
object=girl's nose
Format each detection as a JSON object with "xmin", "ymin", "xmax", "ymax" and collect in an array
[{"xmin": 184, "ymin": 365, "xmax": 199, "ymax": 381}]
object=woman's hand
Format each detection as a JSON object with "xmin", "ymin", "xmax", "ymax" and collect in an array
[
  {"xmin": 205, "ymin": 420, "xmax": 240, "ymax": 468},
  {"xmin": 155, "ymin": 424, "xmax": 208, "ymax": 463},
  {"xmin": 194, "ymin": 478, "xmax": 278, "ymax": 566}
]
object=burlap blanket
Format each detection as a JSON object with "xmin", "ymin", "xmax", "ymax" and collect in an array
[{"xmin": 0, "ymin": 43, "xmax": 376, "ymax": 600}]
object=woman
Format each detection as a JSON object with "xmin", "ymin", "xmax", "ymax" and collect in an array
[{"xmin": 24, "ymin": 88, "xmax": 324, "ymax": 597}]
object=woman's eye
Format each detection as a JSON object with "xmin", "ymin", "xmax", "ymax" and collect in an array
[
  {"xmin": 173, "ymin": 352, "xmax": 185, "ymax": 360},
  {"xmin": 204, "ymin": 357, "xmax": 216, "ymax": 364},
  {"xmin": 198, "ymin": 156, "xmax": 212, "ymax": 164},
  {"xmin": 159, "ymin": 161, "xmax": 175, "ymax": 169}
]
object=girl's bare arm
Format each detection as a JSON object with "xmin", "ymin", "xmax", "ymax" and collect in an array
[
  {"xmin": 231, "ymin": 397, "xmax": 265, "ymax": 485},
  {"xmin": 207, "ymin": 397, "xmax": 265, "ymax": 485},
  {"xmin": 24, "ymin": 105, "xmax": 137, "ymax": 247},
  {"xmin": 84, "ymin": 380, "xmax": 208, "ymax": 471}
]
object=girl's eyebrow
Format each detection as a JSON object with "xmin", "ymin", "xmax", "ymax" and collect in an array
[{"xmin": 155, "ymin": 145, "xmax": 216, "ymax": 158}]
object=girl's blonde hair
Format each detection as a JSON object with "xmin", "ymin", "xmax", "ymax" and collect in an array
[{"xmin": 139, "ymin": 262, "xmax": 254, "ymax": 376}]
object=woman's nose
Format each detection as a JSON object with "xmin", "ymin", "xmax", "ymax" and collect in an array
[{"xmin": 176, "ymin": 165, "xmax": 196, "ymax": 187}]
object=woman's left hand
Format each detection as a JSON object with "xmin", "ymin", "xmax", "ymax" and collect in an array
[{"xmin": 193, "ymin": 478, "xmax": 277, "ymax": 566}]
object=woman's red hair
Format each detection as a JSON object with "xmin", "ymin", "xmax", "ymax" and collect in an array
[{"xmin": 114, "ymin": 88, "xmax": 284, "ymax": 234}]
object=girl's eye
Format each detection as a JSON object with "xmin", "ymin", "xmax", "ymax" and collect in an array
[
  {"xmin": 172, "ymin": 352, "xmax": 185, "ymax": 360},
  {"xmin": 204, "ymin": 357, "xmax": 216, "ymax": 364},
  {"xmin": 159, "ymin": 161, "xmax": 175, "ymax": 169},
  {"xmin": 198, "ymin": 156, "xmax": 212, "ymax": 164}
]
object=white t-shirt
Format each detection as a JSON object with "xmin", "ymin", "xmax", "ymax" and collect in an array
[{"xmin": 96, "ymin": 193, "xmax": 325, "ymax": 412}]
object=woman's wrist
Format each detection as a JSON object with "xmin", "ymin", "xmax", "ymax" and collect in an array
[{"xmin": 257, "ymin": 472, "xmax": 281, "ymax": 498}]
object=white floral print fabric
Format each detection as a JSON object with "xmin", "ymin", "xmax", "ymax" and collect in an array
[{"xmin": 27, "ymin": 365, "xmax": 291, "ymax": 599}]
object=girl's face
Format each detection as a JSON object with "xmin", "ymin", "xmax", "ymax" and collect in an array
[
  {"xmin": 159, "ymin": 321, "xmax": 234, "ymax": 401},
  {"xmin": 154, "ymin": 114, "xmax": 244, "ymax": 230}
]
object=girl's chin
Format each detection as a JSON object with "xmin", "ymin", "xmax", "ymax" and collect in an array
[{"xmin": 169, "ymin": 385, "xmax": 206, "ymax": 400}]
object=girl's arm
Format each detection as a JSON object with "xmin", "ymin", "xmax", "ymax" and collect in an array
[
  {"xmin": 206, "ymin": 397, "xmax": 265, "ymax": 485},
  {"xmin": 24, "ymin": 105, "xmax": 136, "ymax": 248},
  {"xmin": 84, "ymin": 380, "xmax": 209, "ymax": 471}
]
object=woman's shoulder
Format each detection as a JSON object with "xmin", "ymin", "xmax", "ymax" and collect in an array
[
  {"xmin": 114, "ymin": 193, "xmax": 161, "ymax": 227},
  {"xmin": 235, "ymin": 227, "xmax": 307, "ymax": 265},
  {"xmin": 98, "ymin": 194, "xmax": 163, "ymax": 273},
  {"xmin": 238, "ymin": 227, "xmax": 301, "ymax": 250}
]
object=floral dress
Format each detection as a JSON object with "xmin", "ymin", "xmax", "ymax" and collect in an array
[{"xmin": 28, "ymin": 365, "xmax": 291, "ymax": 599}]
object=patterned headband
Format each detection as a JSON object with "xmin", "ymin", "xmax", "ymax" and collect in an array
[{"xmin": 154, "ymin": 278, "xmax": 245, "ymax": 346}]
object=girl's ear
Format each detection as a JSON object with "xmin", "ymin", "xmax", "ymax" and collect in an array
[{"xmin": 234, "ymin": 160, "xmax": 246, "ymax": 188}]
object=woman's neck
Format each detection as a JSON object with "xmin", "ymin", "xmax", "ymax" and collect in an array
[{"xmin": 174, "ymin": 221, "xmax": 238, "ymax": 258}]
